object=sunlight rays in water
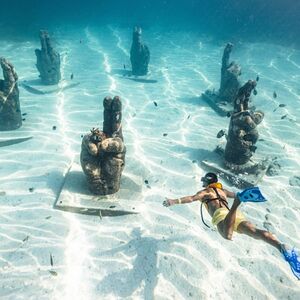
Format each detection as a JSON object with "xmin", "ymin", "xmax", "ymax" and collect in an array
[
  {"xmin": 55, "ymin": 48, "xmax": 92, "ymax": 299},
  {"xmin": 85, "ymin": 27, "xmax": 117, "ymax": 93},
  {"xmin": 108, "ymin": 25, "xmax": 130, "ymax": 57}
]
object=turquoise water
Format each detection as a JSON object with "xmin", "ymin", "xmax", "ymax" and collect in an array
[{"xmin": 0, "ymin": 2, "xmax": 300, "ymax": 299}]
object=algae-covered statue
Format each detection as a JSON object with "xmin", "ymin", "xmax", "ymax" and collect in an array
[
  {"xmin": 130, "ymin": 27, "xmax": 150, "ymax": 76},
  {"xmin": 202, "ymin": 43, "xmax": 242, "ymax": 116},
  {"xmin": 35, "ymin": 30, "xmax": 61, "ymax": 85},
  {"xmin": 225, "ymin": 109, "xmax": 264, "ymax": 168},
  {"xmin": 224, "ymin": 80, "xmax": 264, "ymax": 172},
  {"xmin": 202, "ymin": 80, "xmax": 273, "ymax": 187},
  {"xmin": 80, "ymin": 96, "xmax": 126, "ymax": 195},
  {"xmin": 219, "ymin": 43, "xmax": 242, "ymax": 103},
  {"xmin": 0, "ymin": 58, "xmax": 22, "ymax": 131}
]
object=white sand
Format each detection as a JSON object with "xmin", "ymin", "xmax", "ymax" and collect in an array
[{"xmin": 0, "ymin": 26, "xmax": 300, "ymax": 299}]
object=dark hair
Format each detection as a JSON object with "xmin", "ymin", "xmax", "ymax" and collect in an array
[{"xmin": 201, "ymin": 172, "xmax": 218, "ymax": 184}]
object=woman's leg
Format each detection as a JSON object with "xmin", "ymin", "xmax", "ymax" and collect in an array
[
  {"xmin": 237, "ymin": 221, "xmax": 282, "ymax": 252},
  {"xmin": 218, "ymin": 197, "xmax": 242, "ymax": 240}
]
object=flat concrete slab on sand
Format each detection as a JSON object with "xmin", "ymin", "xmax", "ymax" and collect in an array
[
  {"xmin": 201, "ymin": 150, "xmax": 268, "ymax": 189},
  {"xmin": 55, "ymin": 163, "xmax": 143, "ymax": 216}
]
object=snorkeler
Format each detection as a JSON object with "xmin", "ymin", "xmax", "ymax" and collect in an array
[{"xmin": 163, "ymin": 172, "xmax": 300, "ymax": 280}]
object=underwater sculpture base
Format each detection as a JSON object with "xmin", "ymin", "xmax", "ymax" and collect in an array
[
  {"xmin": 20, "ymin": 81, "xmax": 80, "ymax": 95},
  {"xmin": 201, "ymin": 90, "xmax": 232, "ymax": 117},
  {"xmin": 201, "ymin": 147, "xmax": 269, "ymax": 188},
  {"xmin": 55, "ymin": 163, "xmax": 142, "ymax": 215}
]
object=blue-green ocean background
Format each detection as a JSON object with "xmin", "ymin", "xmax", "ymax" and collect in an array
[{"xmin": 1, "ymin": 0, "xmax": 300, "ymax": 46}]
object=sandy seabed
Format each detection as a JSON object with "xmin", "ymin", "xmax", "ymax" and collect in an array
[{"xmin": 0, "ymin": 25, "xmax": 300, "ymax": 299}]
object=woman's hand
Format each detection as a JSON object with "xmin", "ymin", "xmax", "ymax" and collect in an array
[{"xmin": 163, "ymin": 198, "xmax": 177, "ymax": 207}]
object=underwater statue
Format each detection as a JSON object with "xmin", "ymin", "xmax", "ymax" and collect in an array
[
  {"xmin": 224, "ymin": 81, "xmax": 264, "ymax": 171},
  {"xmin": 218, "ymin": 43, "xmax": 242, "ymax": 103},
  {"xmin": 0, "ymin": 57, "xmax": 22, "ymax": 131},
  {"xmin": 202, "ymin": 43, "xmax": 243, "ymax": 117},
  {"xmin": 130, "ymin": 27, "xmax": 150, "ymax": 76},
  {"xmin": 35, "ymin": 30, "xmax": 61, "ymax": 85},
  {"xmin": 224, "ymin": 109, "xmax": 264, "ymax": 167},
  {"xmin": 80, "ymin": 96, "xmax": 126, "ymax": 195}
]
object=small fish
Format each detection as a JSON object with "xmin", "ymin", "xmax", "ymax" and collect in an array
[
  {"xmin": 163, "ymin": 133, "xmax": 168, "ymax": 137},
  {"xmin": 22, "ymin": 113, "xmax": 27, "ymax": 116},
  {"xmin": 22, "ymin": 236, "xmax": 29, "ymax": 242},
  {"xmin": 273, "ymin": 91, "xmax": 277, "ymax": 98},
  {"xmin": 253, "ymin": 89, "xmax": 258, "ymax": 96},
  {"xmin": 50, "ymin": 254, "xmax": 53, "ymax": 267},
  {"xmin": 274, "ymin": 103, "xmax": 287, "ymax": 112},
  {"xmin": 45, "ymin": 216, "xmax": 51, "ymax": 219},
  {"xmin": 281, "ymin": 114, "xmax": 288, "ymax": 119},
  {"xmin": 49, "ymin": 270, "xmax": 58, "ymax": 276},
  {"xmin": 70, "ymin": 73, "xmax": 74, "ymax": 80},
  {"xmin": 144, "ymin": 180, "xmax": 149, "ymax": 184},
  {"xmin": 29, "ymin": 187, "xmax": 34, "ymax": 192},
  {"xmin": 256, "ymin": 75, "xmax": 259, "ymax": 82},
  {"xmin": 153, "ymin": 101, "xmax": 158, "ymax": 107},
  {"xmin": 192, "ymin": 160, "xmax": 197, "ymax": 163},
  {"xmin": 52, "ymin": 126, "xmax": 57, "ymax": 130},
  {"xmin": 123, "ymin": 64, "xmax": 126, "ymax": 69},
  {"xmin": 187, "ymin": 115, "xmax": 190, "ymax": 119},
  {"xmin": 216, "ymin": 129, "xmax": 226, "ymax": 138},
  {"xmin": 22, "ymin": 118, "xmax": 26, "ymax": 121}
]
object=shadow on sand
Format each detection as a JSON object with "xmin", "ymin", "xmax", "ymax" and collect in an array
[{"xmin": 97, "ymin": 228, "xmax": 186, "ymax": 299}]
